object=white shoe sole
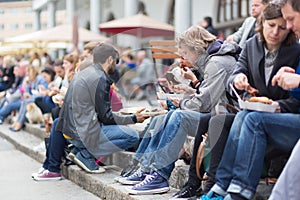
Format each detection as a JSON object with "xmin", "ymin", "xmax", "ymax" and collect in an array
[
  {"xmin": 73, "ymin": 156, "xmax": 105, "ymax": 174},
  {"xmin": 31, "ymin": 168, "xmax": 46, "ymax": 178},
  {"xmin": 118, "ymin": 177, "xmax": 142, "ymax": 185},
  {"xmin": 33, "ymin": 176, "xmax": 62, "ymax": 181},
  {"xmin": 126, "ymin": 186, "xmax": 170, "ymax": 195},
  {"xmin": 68, "ymin": 152, "xmax": 76, "ymax": 161}
]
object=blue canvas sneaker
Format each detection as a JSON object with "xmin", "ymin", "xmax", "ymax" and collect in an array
[
  {"xmin": 68, "ymin": 146, "xmax": 80, "ymax": 161},
  {"xmin": 73, "ymin": 151, "xmax": 105, "ymax": 174},
  {"xmin": 127, "ymin": 171, "xmax": 170, "ymax": 195},
  {"xmin": 118, "ymin": 168, "xmax": 147, "ymax": 185}
]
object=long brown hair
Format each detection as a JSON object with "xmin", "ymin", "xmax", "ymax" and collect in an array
[{"xmin": 255, "ymin": 2, "xmax": 297, "ymax": 45}]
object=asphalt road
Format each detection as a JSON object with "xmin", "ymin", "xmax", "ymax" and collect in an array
[{"xmin": 0, "ymin": 138, "xmax": 100, "ymax": 200}]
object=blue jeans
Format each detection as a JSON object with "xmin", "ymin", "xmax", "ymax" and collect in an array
[
  {"xmin": 134, "ymin": 112, "xmax": 172, "ymax": 171},
  {"xmin": 269, "ymin": 139, "xmax": 300, "ymax": 200},
  {"xmin": 17, "ymin": 97, "xmax": 35, "ymax": 124},
  {"xmin": 0, "ymin": 82, "xmax": 9, "ymax": 92},
  {"xmin": 43, "ymin": 118, "xmax": 67, "ymax": 173},
  {"xmin": 73, "ymin": 124, "xmax": 139, "ymax": 159},
  {"xmin": 0, "ymin": 99, "xmax": 21, "ymax": 121},
  {"xmin": 35, "ymin": 96, "xmax": 56, "ymax": 114},
  {"xmin": 134, "ymin": 109, "xmax": 207, "ymax": 180},
  {"xmin": 214, "ymin": 111, "xmax": 300, "ymax": 199}
]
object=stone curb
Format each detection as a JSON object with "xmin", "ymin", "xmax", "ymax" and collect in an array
[{"xmin": 0, "ymin": 123, "xmax": 178, "ymax": 200}]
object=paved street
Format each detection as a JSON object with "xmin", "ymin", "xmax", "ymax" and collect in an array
[{"xmin": 0, "ymin": 138, "xmax": 100, "ymax": 200}]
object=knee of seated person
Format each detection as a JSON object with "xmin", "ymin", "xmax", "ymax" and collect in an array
[
  {"xmin": 170, "ymin": 109, "xmax": 184, "ymax": 119},
  {"xmin": 130, "ymin": 134, "xmax": 140, "ymax": 144},
  {"xmin": 124, "ymin": 130, "xmax": 139, "ymax": 144},
  {"xmin": 245, "ymin": 112, "xmax": 263, "ymax": 125}
]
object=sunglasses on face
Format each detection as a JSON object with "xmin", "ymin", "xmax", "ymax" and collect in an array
[{"xmin": 115, "ymin": 58, "xmax": 120, "ymax": 65}]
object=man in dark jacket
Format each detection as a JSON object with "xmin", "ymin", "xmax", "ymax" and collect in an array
[{"xmin": 56, "ymin": 43, "xmax": 149, "ymax": 173}]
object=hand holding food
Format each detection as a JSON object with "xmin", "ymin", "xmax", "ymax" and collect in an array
[
  {"xmin": 135, "ymin": 108, "xmax": 150, "ymax": 123},
  {"xmin": 180, "ymin": 67, "xmax": 197, "ymax": 81},
  {"xmin": 247, "ymin": 85, "xmax": 259, "ymax": 97},
  {"xmin": 179, "ymin": 58, "xmax": 193, "ymax": 69},
  {"xmin": 272, "ymin": 67, "xmax": 300, "ymax": 90},
  {"xmin": 234, "ymin": 73, "xmax": 249, "ymax": 91}
]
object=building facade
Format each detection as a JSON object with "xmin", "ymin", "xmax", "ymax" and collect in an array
[{"xmin": 0, "ymin": 0, "xmax": 251, "ymax": 48}]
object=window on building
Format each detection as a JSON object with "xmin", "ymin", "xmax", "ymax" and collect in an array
[
  {"xmin": 24, "ymin": 23, "xmax": 32, "ymax": 29},
  {"xmin": 0, "ymin": 24, "xmax": 4, "ymax": 30},
  {"xmin": 10, "ymin": 8, "xmax": 19, "ymax": 14},
  {"xmin": 24, "ymin": 7, "xmax": 32, "ymax": 14},
  {"xmin": 10, "ymin": 23, "xmax": 19, "ymax": 30},
  {"xmin": 0, "ymin": 9, "xmax": 4, "ymax": 14},
  {"xmin": 42, "ymin": 23, "xmax": 47, "ymax": 29}
]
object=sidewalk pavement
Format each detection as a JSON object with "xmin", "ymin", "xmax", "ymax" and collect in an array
[{"xmin": 0, "ymin": 137, "xmax": 100, "ymax": 200}]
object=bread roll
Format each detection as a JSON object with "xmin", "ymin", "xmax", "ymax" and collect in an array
[{"xmin": 248, "ymin": 96, "xmax": 272, "ymax": 104}]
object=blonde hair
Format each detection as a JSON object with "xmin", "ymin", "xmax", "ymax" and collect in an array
[
  {"xmin": 83, "ymin": 41, "xmax": 99, "ymax": 54},
  {"xmin": 3, "ymin": 55, "xmax": 16, "ymax": 68},
  {"xmin": 63, "ymin": 53, "xmax": 79, "ymax": 65},
  {"xmin": 27, "ymin": 65, "xmax": 40, "ymax": 82},
  {"xmin": 176, "ymin": 25, "xmax": 217, "ymax": 54}
]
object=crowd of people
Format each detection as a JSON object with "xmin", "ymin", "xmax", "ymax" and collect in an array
[{"xmin": 0, "ymin": 0, "xmax": 299, "ymax": 199}]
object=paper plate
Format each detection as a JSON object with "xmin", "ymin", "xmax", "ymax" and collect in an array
[
  {"xmin": 238, "ymin": 99, "xmax": 277, "ymax": 113},
  {"xmin": 156, "ymin": 92, "xmax": 184, "ymax": 100}
]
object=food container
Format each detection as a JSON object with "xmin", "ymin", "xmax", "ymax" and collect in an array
[
  {"xmin": 238, "ymin": 99, "xmax": 277, "ymax": 112},
  {"xmin": 119, "ymin": 107, "xmax": 167, "ymax": 116},
  {"xmin": 156, "ymin": 92, "xmax": 184, "ymax": 100},
  {"xmin": 229, "ymin": 83, "xmax": 277, "ymax": 113}
]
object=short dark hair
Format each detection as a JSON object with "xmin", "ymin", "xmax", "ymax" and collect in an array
[
  {"xmin": 262, "ymin": 0, "xmax": 270, "ymax": 4},
  {"xmin": 204, "ymin": 16, "xmax": 213, "ymax": 26},
  {"xmin": 42, "ymin": 67, "xmax": 56, "ymax": 82},
  {"xmin": 256, "ymin": 2, "xmax": 297, "ymax": 45},
  {"xmin": 93, "ymin": 43, "xmax": 119, "ymax": 64},
  {"xmin": 53, "ymin": 59, "xmax": 63, "ymax": 67},
  {"xmin": 280, "ymin": 0, "xmax": 300, "ymax": 12}
]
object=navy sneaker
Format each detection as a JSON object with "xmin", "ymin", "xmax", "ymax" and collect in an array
[
  {"xmin": 68, "ymin": 146, "xmax": 80, "ymax": 161},
  {"xmin": 127, "ymin": 171, "xmax": 169, "ymax": 195},
  {"xmin": 118, "ymin": 168, "xmax": 146, "ymax": 185},
  {"xmin": 114, "ymin": 161, "xmax": 141, "ymax": 182},
  {"xmin": 73, "ymin": 151, "xmax": 105, "ymax": 174}
]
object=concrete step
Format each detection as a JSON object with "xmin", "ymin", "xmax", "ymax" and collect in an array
[
  {"xmin": 0, "ymin": 122, "xmax": 274, "ymax": 200},
  {"xmin": 0, "ymin": 123, "xmax": 179, "ymax": 200},
  {"xmin": 23, "ymin": 122, "xmax": 192, "ymax": 188}
]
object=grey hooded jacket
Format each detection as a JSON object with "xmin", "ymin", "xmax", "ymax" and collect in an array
[
  {"xmin": 179, "ymin": 40, "xmax": 241, "ymax": 113},
  {"xmin": 56, "ymin": 64, "xmax": 136, "ymax": 156}
]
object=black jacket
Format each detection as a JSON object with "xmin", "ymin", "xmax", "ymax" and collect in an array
[{"xmin": 228, "ymin": 34, "xmax": 300, "ymax": 113}]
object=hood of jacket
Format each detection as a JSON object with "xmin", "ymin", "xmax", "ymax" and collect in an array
[
  {"xmin": 207, "ymin": 39, "xmax": 241, "ymax": 59},
  {"xmin": 194, "ymin": 39, "xmax": 241, "ymax": 80}
]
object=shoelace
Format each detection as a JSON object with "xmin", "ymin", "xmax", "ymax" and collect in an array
[
  {"xmin": 134, "ymin": 173, "xmax": 155, "ymax": 188},
  {"xmin": 128, "ymin": 168, "xmax": 143, "ymax": 179}
]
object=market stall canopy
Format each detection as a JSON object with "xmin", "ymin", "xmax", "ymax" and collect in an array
[
  {"xmin": 4, "ymin": 24, "xmax": 108, "ymax": 43},
  {"xmin": 99, "ymin": 13, "xmax": 174, "ymax": 38}
]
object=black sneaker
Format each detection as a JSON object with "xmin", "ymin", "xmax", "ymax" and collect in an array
[{"xmin": 172, "ymin": 184, "xmax": 203, "ymax": 198}]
